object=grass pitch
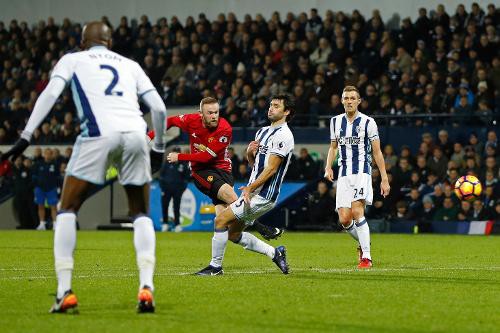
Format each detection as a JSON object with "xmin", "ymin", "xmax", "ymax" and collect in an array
[{"xmin": 0, "ymin": 231, "xmax": 498, "ymax": 333}]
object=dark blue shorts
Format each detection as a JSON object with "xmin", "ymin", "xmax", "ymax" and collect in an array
[{"xmin": 34, "ymin": 187, "xmax": 58, "ymax": 206}]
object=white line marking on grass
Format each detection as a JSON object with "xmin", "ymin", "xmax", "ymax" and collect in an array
[{"xmin": 2, "ymin": 266, "xmax": 499, "ymax": 281}]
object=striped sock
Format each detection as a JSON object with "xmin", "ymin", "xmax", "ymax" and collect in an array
[
  {"xmin": 344, "ymin": 220, "xmax": 359, "ymax": 241},
  {"xmin": 355, "ymin": 218, "xmax": 371, "ymax": 260}
]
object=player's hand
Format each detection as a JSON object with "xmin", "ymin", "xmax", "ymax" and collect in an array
[
  {"xmin": 167, "ymin": 152, "xmax": 179, "ymax": 163},
  {"xmin": 1, "ymin": 138, "xmax": 29, "ymax": 162},
  {"xmin": 239, "ymin": 185, "xmax": 251, "ymax": 204},
  {"xmin": 150, "ymin": 149, "xmax": 164, "ymax": 174},
  {"xmin": 380, "ymin": 178, "xmax": 390, "ymax": 197},
  {"xmin": 247, "ymin": 140, "xmax": 259, "ymax": 155},
  {"xmin": 324, "ymin": 167, "xmax": 334, "ymax": 182}
]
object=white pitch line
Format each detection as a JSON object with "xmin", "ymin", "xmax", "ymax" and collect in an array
[{"xmin": 1, "ymin": 266, "xmax": 499, "ymax": 281}]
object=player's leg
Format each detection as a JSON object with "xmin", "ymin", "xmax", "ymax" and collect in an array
[
  {"xmin": 336, "ymin": 176, "xmax": 359, "ymax": 241},
  {"xmin": 352, "ymin": 200, "xmax": 371, "ymax": 267},
  {"xmin": 217, "ymin": 183, "xmax": 283, "ymax": 240},
  {"xmin": 35, "ymin": 187, "xmax": 47, "ymax": 230},
  {"xmin": 352, "ymin": 173, "xmax": 374, "ymax": 268},
  {"xmin": 160, "ymin": 187, "xmax": 172, "ymax": 230},
  {"xmin": 37, "ymin": 204, "xmax": 46, "ymax": 230},
  {"xmin": 195, "ymin": 203, "xmax": 232, "ymax": 275},
  {"xmin": 48, "ymin": 188, "xmax": 59, "ymax": 228},
  {"xmin": 229, "ymin": 196, "xmax": 289, "ymax": 274},
  {"xmin": 120, "ymin": 131, "xmax": 156, "ymax": 312},
  {"xmin": 51, "ymin": 175, "xmax": 94, "ymax": 313},
  {"xmin": 124, "ymin": 184, "xmax": 156, "ymax": 291},
  {"xmin": 172, "ymin": 186, "xmax": 184, "ymax": 231},
  {"xmin": 229, "ymin": 219, "xmax": 275, "ymax": 260}
]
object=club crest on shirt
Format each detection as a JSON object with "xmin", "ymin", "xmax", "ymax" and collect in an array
[
  {"xmin": 356, "ymin": 126, "xmax": 362, "ymax": 133},
  {"xmin": 207, "ymin": 175, "xmax": 214, "ymax": 182},
  {"xmin": 208, "ymin": 137, "xmax": 214, "ymax": 143}
]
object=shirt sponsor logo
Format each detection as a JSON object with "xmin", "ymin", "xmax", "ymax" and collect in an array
[
  {"xmin": 338, "ymin": 136, "xmax": 361, "ymax": 145},
  {"xmin": 258, "ymin": 145, "xmax": 269, "ymax": 154}
]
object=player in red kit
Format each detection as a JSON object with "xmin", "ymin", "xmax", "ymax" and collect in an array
[{"xmin": 152, "ymin": 97, "xmax": 283, "ymax": 263}]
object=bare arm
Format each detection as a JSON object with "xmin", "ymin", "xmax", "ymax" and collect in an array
[
  {"xmin": 371, "ymin": 139, "xmax": 390, "ymax": 197},
  {"xmin": 324, "ymin": 140, "xmax": 338, "ymax": 182},
  {"xmin": 246, "ymin": 140, "xmax": 259, "ymax": 167}
]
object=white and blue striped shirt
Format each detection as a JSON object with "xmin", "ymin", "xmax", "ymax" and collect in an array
[
  {"xmin": 330, "ymin": 111, "xmax": 379, "ymax": 177},
  {"xmin": 249, "ymin": 123, "xmax": 294, "ymax": 201}
]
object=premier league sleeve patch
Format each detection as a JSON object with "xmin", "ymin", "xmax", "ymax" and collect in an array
[{"xmin": 219, "ymin": 136, "xmax": 228, "ymax": 143}]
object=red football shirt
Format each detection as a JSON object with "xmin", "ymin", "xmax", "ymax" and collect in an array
[{"xmin": 166, "ymin": 113, "xmax": 232, "ymax": 173}]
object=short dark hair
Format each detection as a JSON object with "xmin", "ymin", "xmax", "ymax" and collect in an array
[
  {"xmin": 199, "ymin": 97, "xmax": 218, "ymax": 111},
  {"xmin": 270, "ymin": 94, "xmax": 295, "ymax": 122}
]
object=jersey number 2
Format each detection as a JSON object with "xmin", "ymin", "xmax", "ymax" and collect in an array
[{"xmin": 100, "ymin": 65, "xmax": 123, "ymax": 96}]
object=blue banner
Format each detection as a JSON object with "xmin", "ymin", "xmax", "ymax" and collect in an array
[{"xmin": 149, "ymin": 181, "xmax": 306, "ymax": 231}]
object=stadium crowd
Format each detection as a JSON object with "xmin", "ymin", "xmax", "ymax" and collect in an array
[
  {"xmin": 291, "ymin": 129, "xmax": 500, "ymax": 230},
  {"xmin": 0, "ymin": 4, "xmax": 499, "ymax": 229},
  {"xmin": 0, "ymin": 3, "xmax": 499, "ymax": 140}
]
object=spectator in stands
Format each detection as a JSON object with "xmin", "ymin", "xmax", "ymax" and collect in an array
[
  {"xmin": 427, "ymin": 146, "xmax": 448, "ymax": 181},
  {"xmin": 307, "ymin": 180, "xmax": 336, "ymax": 229},
  {"xmin": 12, "ymin": 156, "xmax": 37, "ymax": 229},
  {"xmin": 392, "ymin": 200, "xmax": 412, "ymax": 221},
  {"xmin": 457, "ymin": 200, "xmax": 473, "ymax": 221},
  {"xmin": 296, "ymin": 148, "xmax": 317, "ymax": 180},
  {"xmin": 483, "ymin": 185, "xmax": 497, "ymax": 212},
  {"xmin": 383, "ymin": 144, "xmax": 398, "ymax": 171},
  {"xmin": 472, "ymin": 200, "xmax": 492, "ymax": 220},
  {"xmin": 437, "ymin": 130, "xmax": 453, "ymax": 157},
  {"xmin": 406, "ymin": 188, "xmax": 422, "ymax": 218},
  {"xmin": 433, "ymin": 197, "xmax": 459, "ymax": 221},
  {"xmin": 32, "ymin": 148, "xmax": 60, "ymax": 230},
  {"xmin": 450, "ymin": 143, "xmax": 465, "ymax": 169},
  {"xmin": 235, "ymin": 163, "xmax": 250, "ymax": 181}
]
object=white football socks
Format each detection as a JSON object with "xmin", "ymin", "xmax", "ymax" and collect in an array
[
  {"xmin": 210, "ymin": 228, "xmax": 228, "ymax": 268},
  {"xmin": 238, "ymin": 232, "xmax": 275, "ymax": 259},
  {"xmin": 344, "ymin": 220, "xmax": 359, "ymax": 241},
  {"xmin": 355, "ymin": 217, "xmax": 371, "ymax": 260},
  {"xmin": 54, "ymin": 212, "xmax": 76, "ymax": 299},
  {"xmin": 133, "ymin": 216, "xmax": 156, "ymax": 291}
]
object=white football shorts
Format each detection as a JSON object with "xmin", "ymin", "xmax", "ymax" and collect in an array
[
  {"xmin": 66, "ymin": 131, "xmax": 151, "ymax": 185},
  {"xmin": 230, "ymin": 194, "xmax": 275, "ymax": 226},
  {"xmin": 336, "ymin": 173, "xmax": 373, "ymax": 211}
]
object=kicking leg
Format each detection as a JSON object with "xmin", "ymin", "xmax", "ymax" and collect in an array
[
  {"xmin": 217, "ymin": 183, "xmax": 283, "ymax": 240},
  {"xmin": 229, "ymin": 222, "xmax": 275, "ymax": 259}
]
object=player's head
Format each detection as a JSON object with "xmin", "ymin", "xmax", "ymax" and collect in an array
[
  {"xmin": 81, "ymin": 21, "xmax": 112, "ymax": 50},
  {"xmin": 268, "ymin": 94, "xmax": 295, "ymax": 123},
  {"xmin": 199, "ymin": 97, "xmax": 220, "ymax": 129},
  {"xmin": 341, "ymin": 85, "xmax": 361, "ymax": 115}
]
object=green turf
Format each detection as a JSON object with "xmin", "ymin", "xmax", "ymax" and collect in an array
[{"xmin": 0, "ymin": 231, "xmax": 498, "ymax": 333}]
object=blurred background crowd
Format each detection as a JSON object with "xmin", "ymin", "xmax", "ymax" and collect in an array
[{"xmin": 0, "ymin": 3, "xmax": 498, "ymax": 229}]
